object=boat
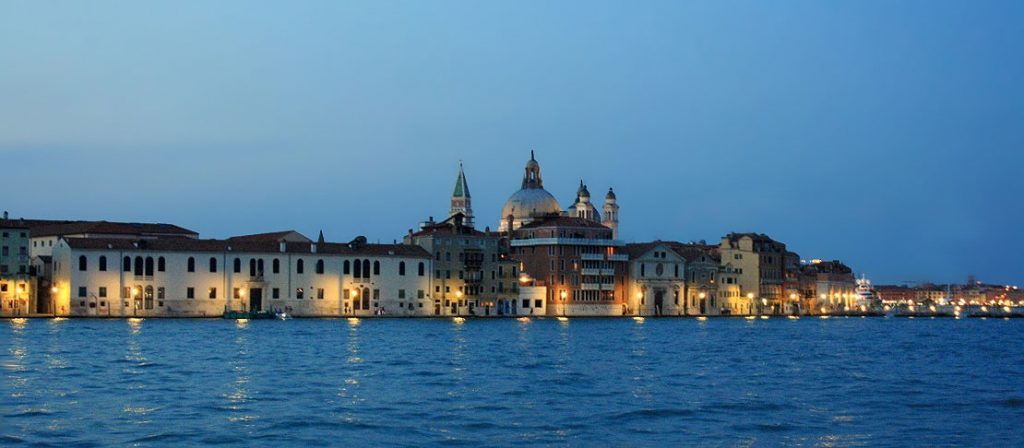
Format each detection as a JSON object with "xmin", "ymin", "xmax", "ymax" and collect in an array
[
  {"xmin": 223, "ymin": 306, "xmax": 276, "ymax": 320},
  {"xmin": 275, "ymin": 311, "xmax": 291, "ymax": 320}
]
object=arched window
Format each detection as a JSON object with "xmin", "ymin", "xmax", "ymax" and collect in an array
[
  {"xmin": 209, "ymin": 257, "xmax": 217, "ymax": 273},
  {"xmin": 373, "ymin": 261, "xmax": 380, "ymax": 276},
  {"xmin": 257, "ymin": 259, "xmax": 264, "ymax": 276},
  {"xmin": 99, "ymin": 256, "xmax": 107, "ymax": 271},
  {"xmin": 344, "ymin": 260, "xmax": 350, "ymax": 275},
  {"xmin": 316, "ymin": 259, "xmax": 324, "ymax": 274},
  {"xmin": 640, "ymin": 264, "xmax": 645, "ymax": 277},
  {"xmin": 399, "ymin": 261, "xmax": 406, "ymax": 276},
  {"xmin": 123, "ymin": 256, "xmax": 131, "ymax": 272},
  {"xmin": 353, "ymin": 259, "xmax": 361, "ymax": 277},
  {"xmin": 362, "ymin": 288, "xmax": 370, "ymax": 310},
  {"xmin": 233, "ymin": 258, "xmax": 241, "ymax": 273},
  {"xmin": 187, "ymin": 257, "xmax": 195, "ymax": 272},
  {"xmin": 249, "ymin": 259, "xmax": 257, "ymax": 277},
  {"xmin": 134, "ymin": 256, "xmax": 144, "ymax": 276},
  {"xmin": 296, "ymin": 259, "xmax": 304, "ymax": 274},
  {"xmin": 418, "ymin": 262, "xmax": 425, "ymax": 276},
  {"xmin": 362, "ymin": 260, "xmax": 370, "ymax": 279},
  {"xmin": 158, "ymin": 257, "xmax": 166, "ymax": 272},
  {"xmin": 145, "ymin": 257, "xmax": 154, "ymax": 276},
  {"xmin": 78, "ymin": 255, "xmax": 88, "ymax": 271},
  {"xmin": 272, "ymin": 258, "xmax": 280, "ymax": 274}
]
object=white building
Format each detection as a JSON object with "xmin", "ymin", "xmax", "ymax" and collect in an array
[
  {"xmin": 51, "ymin": 234, "xmax": 433, "ymax": 318},
  {"xmin": 623, "ymin": 242, "xmax": 687, "ymax": 316}
]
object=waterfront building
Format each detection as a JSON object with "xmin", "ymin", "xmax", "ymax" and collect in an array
[
  {"xmin": 670, "ymin": 242, "xmax": 735, "ymax": 315},
  {"xmin": 50, "ymin": 233, "xmax": 432, "ymax": 317},
  {"xmin": 0, "ymin": 215, "xmax": 33, "ymax": 315},
  {"xmin": 28, "ymin": 219, "xmax": 199, "ymax": 258},
  {"xmin": 405, "ymin": 214, "xmax": 517, "ymax": 316},
  {"xmin": 798, "ymin": 260, "xmax": 856, "ymax": 313},
  {"xmin": 719, "ymin": 233, "xmax": 788, "ymax": 314},
  {"xmin": 622, "ymin": 242, "xmax": 686, "ymax": 316},
  {"xmin": 511, "ymin": 215, "xmax": 627, "ymax": 316}
]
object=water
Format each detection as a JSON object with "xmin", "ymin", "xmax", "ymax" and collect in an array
[{"xmin": 2, "ymin": 317, "xmax": 1023, "ymax": 447}]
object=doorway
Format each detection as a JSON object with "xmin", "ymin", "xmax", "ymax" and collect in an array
[{"xmin": 250, "ymin": 288, "xmax": 263, "ymax": 312}]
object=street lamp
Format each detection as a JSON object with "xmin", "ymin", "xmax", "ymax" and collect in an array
[
  {"xmin": 132, "ymin": 287, "xmax": 140, "ymax": 316},
  {"xmin": 456, "ymin": 290, "xmax": 463, "ymax": 315},
  {"xmin": 698, "ymin": 292, "xmax": 706, "ymax": 317},
  {"xmin": 560, "ymin": 290, "xmax": 567, "ymax": 316},
  {"xmin": 746, "ymin": 292, "xmax": 755, "ymax": 316}
]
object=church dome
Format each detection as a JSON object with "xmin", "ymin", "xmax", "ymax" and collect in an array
[
  {"xmin": 501, "ymin": 188, "xmax": 562, "ymax": 222},
  {"xmin": 499, "ymin": 151, "xmax": 563, "ymax": 232}
]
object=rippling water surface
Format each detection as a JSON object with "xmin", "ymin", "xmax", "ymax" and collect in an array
[{"xmin": 2, "ymin": 317, "xmax": 1023, "ymax": 447}]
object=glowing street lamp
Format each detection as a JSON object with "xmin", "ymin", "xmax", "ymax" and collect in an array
[{"xmin": 560, "ymin": 290, "xmax": 567, "ymax": 316}]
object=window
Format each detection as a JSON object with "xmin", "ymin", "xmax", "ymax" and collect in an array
[
  {"xmin": 158, "ymin": 257, "xmax": 165, "ymax": 272},
  {"xmin": 0, "ymin": 246, "xmax": 6, "ymax": 256},
  {"xmin": 418, "ymin": 290, "xmax": 425, "ymax": 299},
  {"xmin": 522, "ymin": 299, "xmax": 530, "ymax": 308},
  {"xmin": 316, "ymin": 259, "xmax": 324, "ymax": 274},
  {"xmin": 187, "ymin": 287, "xmax": 195, "ymax": 299},
  {"xmin": 373, "ymin": 261, "xmax": 380, "ymax": 276},
  {"xmin": 134, "ymin": 257, "xmax": 144, "ymax": 276},
  {"xmin": 535, "ymin": 300, "xmax": 543, "ymax": 308},
  {"xmin": 250, "ymin": 259, "xmax": 257, "ymax": 277},
  {"xmin": 399, "ymin": 289, "xmax": 406, "ymax": 299},
  {"xmin": 209, "ymin": 288, "xmax": 217, "ymax": 299},
  {"xmin": 233, "ymin": 258, "xmax": 241, "ymax": 273},
  {"xmin": 399, "ymin": 261, "xmax": 406, "ymax": 276},
  {"xmin": 78, "ymin": 256, "xmax": 87, "ymax": 271},
  {"xmin": 78, "ymin": 287, "xmax": 86, "ymax": 297},
  {"xmin": 353, "ymin": 259, "xmax": 361, "ymax": 277},
  {"xmin": 99, "ymin": 256, "xmax": 107, "ymax": 271},
  {"xmin": 296, "ymin": 288, "xmax": 304, "ymax": 299},
  {"xmin": 640, "ymin": 264, "xmax": 645, "ymax": 277},
  {"xmin": 343, "ymin": 260, "xmax": 350, "ymax": 275},
  {"xmin": 124, "ymin": 256, "xmax": 131, "ymax": 272},
  {"xmin": 209, "ymin": 257, "xmax": 218, "ymax": 273},
  {"xmin": 145, "ymin": 257, "xmax": 154, "ymax": 276},
  {"xmin": 362, "ymin": 260, "xmax": 370, "ymax": 278},
  {"xmin": 272, "ymin": 288, "xmax": 280, "ymax": 299},
  {"xmin": 317, "ymin": 288, "xmax": 324, "ymax": 299},
  {"xmin": 157, "ymin": 287, "xmax": 165, "ymax": 299},
  {"xmin": 99, "ymin": 287, "xmax": 107, "ymax": 298},
  {"xmin": 233, "ymin": 288, "xmax": 241, "ymax": 299},
  {"xmin": 185, "ymin": 257, "xmax": 195, "ymax": 272},
  {"xmin": 273, "ymin": 259, "xmax": 280, "ymax": 274},
  {"xmin": 296, "ymin": 259, "xmax": 304, "ymax": 274},
  {"xmin": 418, "ymin": 262, "xmax": 425, "ymax": 276}
]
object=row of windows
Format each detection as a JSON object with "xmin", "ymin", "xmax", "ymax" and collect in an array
[
  {"xmin": 2, "ymin": 232, "xmax": 28, "ymax": 238},
  {"xmin": 75, "ymin": 285, "xmax": 428, "ymax": 301},
  {"xmin": 76, "ymin": 255, "xmax": 427, "ymax": 278}
]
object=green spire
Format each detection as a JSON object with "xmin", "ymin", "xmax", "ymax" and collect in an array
[{"xmin": 452, "ymin": 162, "xmax": 470, "ymax": 198}]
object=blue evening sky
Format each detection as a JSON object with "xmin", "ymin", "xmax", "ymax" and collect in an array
[{"xmin": 1, "ymin": 1, "xmax": 1022, "ymax": 285}]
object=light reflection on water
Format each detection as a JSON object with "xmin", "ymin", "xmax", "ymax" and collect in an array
[{"xmin": 0, "ymin": 318, "xmax": 1023, "ymax": 446}]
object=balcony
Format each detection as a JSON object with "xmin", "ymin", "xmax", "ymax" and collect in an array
[
  {"xmin": 580, "ymin": 268, "xmax": 615, "ymax": 276},
  {"xmin": 510, "ymin": 238, "xmax": 625, "ymax": 247},
  {"xmin": 581, "ymin": 283, "xmax": 615, "ymax": 291},
  {"xmin": 608, "ymin": 254, "xmax": 629, "ymax": 262},
  {"xmin": 581, "ymin": 253, "xmax": 604, "ymax": 261}
]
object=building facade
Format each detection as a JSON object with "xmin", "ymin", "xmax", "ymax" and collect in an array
[
  {"xmin": 51, "ymin": 234, "xmax": 432, "ymax": 317},
  {"xmin": 1, "ymin": 217, "xmax": 33, "ymax": 315},
  {"xmin": 719, "ymin": 233, "xmax": 788, "ymax": 314},
  {"xmin": 623, "ymin": 242, "xmax": 686, "ymax": 316}
]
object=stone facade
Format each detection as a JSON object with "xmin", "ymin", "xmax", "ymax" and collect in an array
[{"xmin": 51, "ymin": 235, "xmax": 432, "ymax": 318}]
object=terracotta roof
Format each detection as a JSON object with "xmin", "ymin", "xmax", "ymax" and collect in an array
[
  {"xmin": 27, "ymin": 220, "xmax": 198, "ymax": 238},
  {"xmin": 228, "ymin": 230, "xmax": 310, "ymax": 242},
  {"xmin": 663, "ymin": 242, "xmax": 721, "ymax": 263},
  {"xmin": 517, "ymin": 214, "xmax": 608, "ymax": 230},
  {"xmin": 62, "ymin": 237, "xmax": 431, "ymax": 258},
  {"xmin": 0, "ymin": 219, "xmax": 30, "ymax": 229},
  {"xmin": 621, "ymin": 241, "xmax": 686, "ymax": 259}
]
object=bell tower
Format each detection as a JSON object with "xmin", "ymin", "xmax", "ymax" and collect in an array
[
  {"xmin": 602, "ymin": 188, "xmax": 619, "ymax": 239},
  {"xmin": 449, "ymin": 161, "xmax": 473, "ymax": 227}
]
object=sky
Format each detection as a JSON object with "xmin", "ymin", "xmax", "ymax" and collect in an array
[{"xmin": 1, "ymin": 1, "xmax": 1022, "ymax": 285}]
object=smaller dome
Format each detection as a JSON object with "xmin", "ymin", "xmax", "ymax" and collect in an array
[
  {"xmin": 577, "ymin": 180, "xmax": 590, "ymax": 199},
  {"xmin": 606, "ymin": 188, "xmax": 616, "ymax": 200}
]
